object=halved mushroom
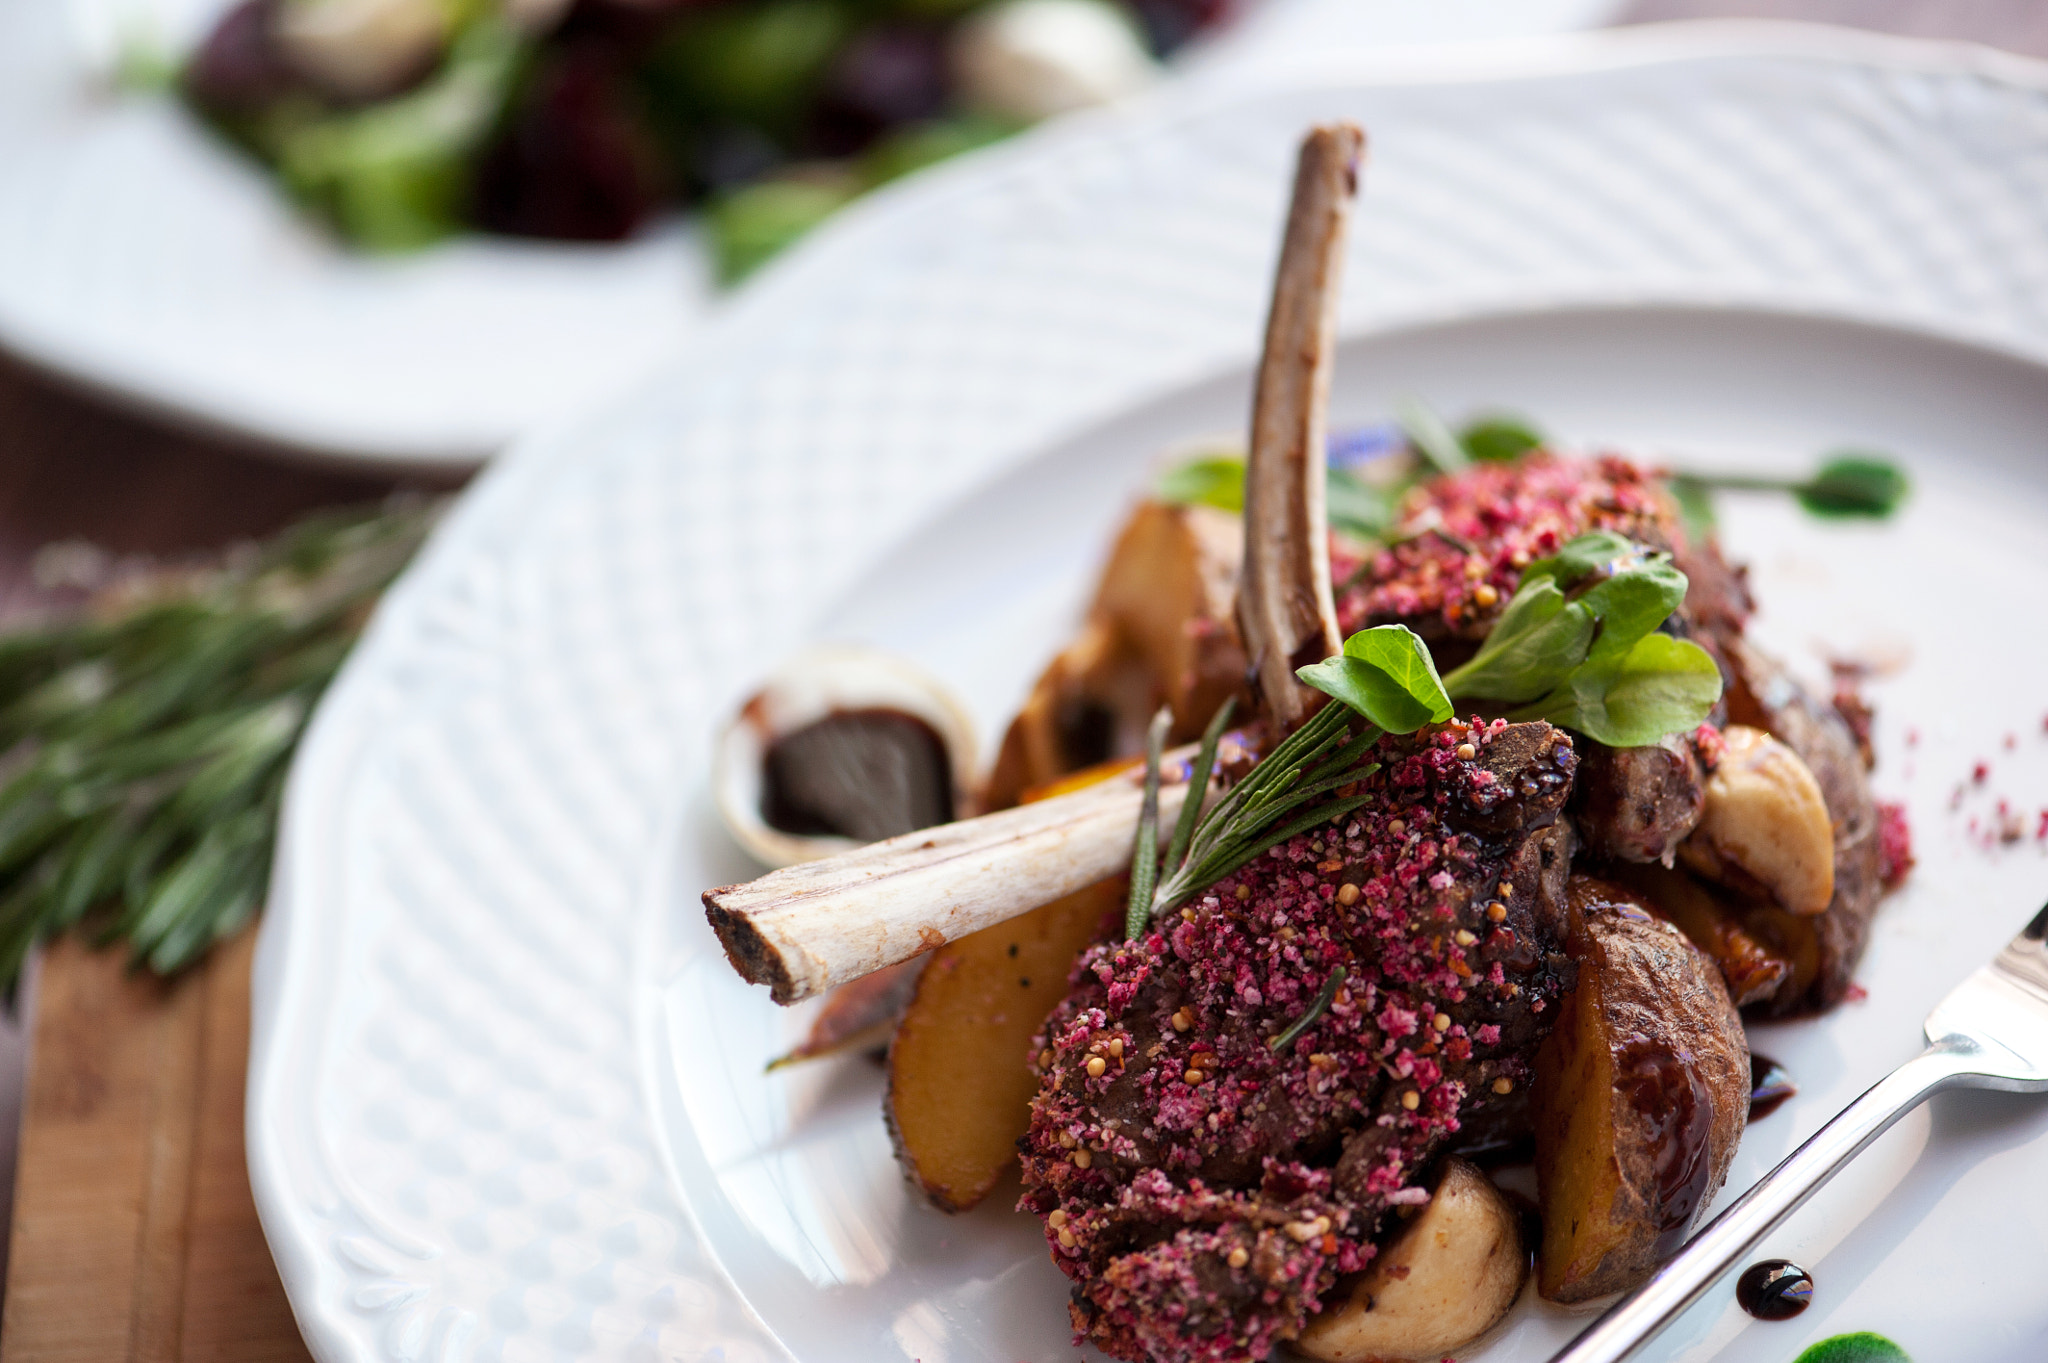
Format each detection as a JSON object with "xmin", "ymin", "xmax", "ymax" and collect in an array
[
  {"xmin": 714, "ymin": 645, "xmax": 978, "ymax": 869},
  {"xmin": 1679, "ymin": 725, "xmax": 1834, "ymax": 916}
]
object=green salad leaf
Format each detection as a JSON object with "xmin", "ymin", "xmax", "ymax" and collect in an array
[
  {"xmin": 274, "ymin": 20, "xmax": 528, "ymax": 252},
  {"xmin": 1516, "ymin": 631, "xmax": 1723, "ymax": 748},
  {"xmin": 1155, "ymin": 455, "xmax": 1247, "ymax": 513},
  {"xmin": 1297, "ymin": 625, "xmax": 1453, "ymax": 733}
]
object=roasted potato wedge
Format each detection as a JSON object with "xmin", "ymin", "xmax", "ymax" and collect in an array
[
  {"xmin": 885, "ymin": 876, "xmax": 1121, "ymax": 1210},
  {"xmin": 1720, "ymin": 640, "xmax": 1884, "ymax": 1016},
  {"xmin": 983, "ymin": 500, "xmax": 1246, "ymax": 809},
  {"xmin": 1092, "ymin": 499, "xmax": 1246, "ymax": 735},
  {"xmin": 1296, "ymin": 1159, "xmax": 1528, "ymax": 1363},
  {"xmin": 1533, "ymin": 877, "xmax": 1749, "ymax": 1302}
]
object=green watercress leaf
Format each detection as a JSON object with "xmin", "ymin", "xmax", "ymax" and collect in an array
[
  {"xmin": 1297, "ymin": 625, "xmax": 1453, "ymax": 733},
  {"xmin": 1459, "ymin": 414, "xmax": 1545, "ymax": 463},
  {"xmin": 1518, "ymin": 530, "xmax": 1636, "ymax": 591},
  {"xmin": 1573, "ymin": 559, "xmax": 1688, "ymax": 667},
  {"xmin": 1667, "ymin": 451, "xmax": 1909, "ymax": 524},
  {"xmin": 1790, "ymin": 1333, "xmax": 1911, "ymax": 1363},
  {"xmin": 1437, "ymin": 578, "xmax": 1591, "ymax": 704},
  {"xmin": 1518, "ymin": 633, "xmax": 1721, "ymax": 748}
]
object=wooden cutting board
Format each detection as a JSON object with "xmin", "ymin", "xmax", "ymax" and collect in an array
[{"xmin": 0, "ymin": 931, "xmax": 308, "ymax": 1363}]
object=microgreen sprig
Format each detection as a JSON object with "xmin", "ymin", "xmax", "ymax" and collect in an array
[
  {"xmin": 1439, "ymin": 531, "xmax": 1723, "ymax": 748},
  {"xmin": 1669, "ymin": 453, "xmax": 1910, "ymax": 537}
]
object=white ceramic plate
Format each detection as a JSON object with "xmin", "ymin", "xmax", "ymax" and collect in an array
[
  {"xmin": 0, "ymin": 0, "xmax": 707, "ymax": 469},
  {"xmin": 0, "ymin": 0, "xmax": 1617, "ymax": 468},
  {"xmin": 249, "ymin": 27, "xmax": 2048, "ymax": 1363}
]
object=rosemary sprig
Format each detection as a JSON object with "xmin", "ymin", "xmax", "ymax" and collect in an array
[
  {"xmin": 1149, "ymin": 700, "xmax": 1381, "ymax": 922},
  {"xmin": 1162, "ymin": 695, "xmax": 1235, "ymax": 879},
  {"xmin": 1270, "ymin": 965, "xmax": 1347, "ymax": 1052},
  {"xmin": 0, "ymin": 497, "xmax": 441, "ymax": 987},
  {"xmin": 1123, "ymin": 708, "xmax": 1172, "ymax": 941}
]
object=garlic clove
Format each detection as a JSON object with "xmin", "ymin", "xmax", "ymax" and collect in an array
[{"xmin": 1680, "ymin": 725, "xmax": 1836, "ymax": 916}]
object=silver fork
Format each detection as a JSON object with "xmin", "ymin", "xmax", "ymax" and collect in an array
[{"xmin": 1549, "ymin": 904, "xmax": 2048, "ymax": 1363}]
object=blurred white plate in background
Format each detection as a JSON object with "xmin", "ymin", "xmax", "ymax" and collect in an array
[{"xmin": 0, "ymin": 0, "xmax": 1619, "ymax": 468}]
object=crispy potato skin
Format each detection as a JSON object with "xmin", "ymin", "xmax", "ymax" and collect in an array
[
  {"xmin": 1722, "ymin": 640, "xmax": 1883, "ymax": 1016},
  {"xmin": 1600, "ymin": 861, "xmax": 1791, "ymax": 1009},
  {"xmin": 1533, "ymin": 877, "xmax": 1749, "ymax": 1302},
  {"xmin": 1296, "ymin": 1159, "xmax": 1528, "ymax": 1363},
  {"xmin": 885, "ymin": 877, "xmax": 1120, "ymax": 1210}
]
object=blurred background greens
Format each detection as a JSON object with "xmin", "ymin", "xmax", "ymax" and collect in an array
[{"xmin": 180, "ymin": 0, "xmax": 1230, "ymax": 279}]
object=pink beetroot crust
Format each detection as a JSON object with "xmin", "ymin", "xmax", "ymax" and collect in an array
[
  {"xmin": 1019, "ymin": 721, "xmax": 1577, "ymax": 1363},
  {"xmin": 1331, "ymin": 452, "xmax": 1679, "ymax": 644}
]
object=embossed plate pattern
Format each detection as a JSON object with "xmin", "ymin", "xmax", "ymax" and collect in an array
[{"xmin": 250, "ymin": 26, "xmax": 2048, "ymax": 1363}]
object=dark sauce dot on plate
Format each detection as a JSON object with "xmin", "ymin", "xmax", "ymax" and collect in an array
[
  {"xmin": 1749, "ymin": 1054, "xmax": 1798, "ymax": 1122},
  {"xmin": 1736, "ymin": 1259, "xmax": 1814, "ymax": 1321},
  {"xmin": 762, "ymin": 708, "xmax": 952, "ymax": 842}
]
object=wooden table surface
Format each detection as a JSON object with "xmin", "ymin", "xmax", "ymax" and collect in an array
[{"xmin": 0, "ymin": 4, "xmax": 2040, "ymax": 1359}]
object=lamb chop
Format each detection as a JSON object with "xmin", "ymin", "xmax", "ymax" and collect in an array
[
  {"xmin": 1014, "ymin": 127, "xmax": 1582, "ymax": 1363},
  {"xmin": 1021, "ymin": 722, "xmax": 1578, "ymax": 1362}
]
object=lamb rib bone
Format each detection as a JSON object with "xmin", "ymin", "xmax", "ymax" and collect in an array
[
  {"xmin": 1237, "ymin": 121, "xmax": 1361, "ymax": 728},
  {"xmin": 703, "ymin": 123, "xmax": 1366, "ymax": 1005},
  {"xmin": 706, "ymin": 753, "xmax": 1198, "ymax": 1004}
]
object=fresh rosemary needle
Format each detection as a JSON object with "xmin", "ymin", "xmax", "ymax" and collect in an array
[{"xmin": 0, "ymin": 496, "xmax": 442, "ymax": 986}]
